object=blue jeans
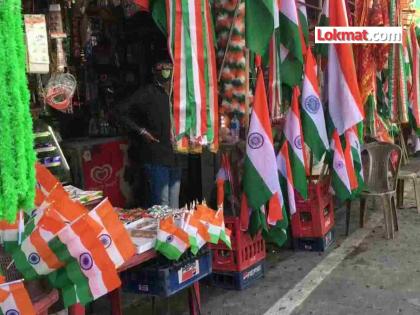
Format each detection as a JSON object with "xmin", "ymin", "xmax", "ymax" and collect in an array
[{"xmin": 143, "ymin": 164, "xmax": 181, "ymax": 209}]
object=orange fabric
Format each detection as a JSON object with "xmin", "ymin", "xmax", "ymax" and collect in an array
[
  {"xmin": 30, "ymin": 229, "xmax": 64, "ymax": 270},
  {"xmin": 10, "ymin": 282, "xmax": 36, "ymax": 315},
  {"xmin": 71, "ymin": 216, "xmax": 120, "ymax": 291},
  {"xmin": 45, "ymin": 187, "xmax": 87, "ymax": 222},
  {"xmin": 94, "ymin": 199, "xmax": 136, "ymax": 262}
]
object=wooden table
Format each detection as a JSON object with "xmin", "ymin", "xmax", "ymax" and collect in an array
[{"xmin": 68, "ymin": 250, "xmax": 202, "ymax": 315}]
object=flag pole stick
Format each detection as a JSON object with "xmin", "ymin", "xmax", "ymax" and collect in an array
[{"xmin": 218, "ymin": 0, "xmax": 241, "ymax": 82}]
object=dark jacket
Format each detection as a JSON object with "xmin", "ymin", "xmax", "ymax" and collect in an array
[{"xmin": 117, "ymin": 82, "xmax": 176, "ymax": 167}]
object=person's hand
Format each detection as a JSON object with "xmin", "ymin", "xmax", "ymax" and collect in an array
[{"xmin": 142, "ymin": 130, "xmax": 160, "ymax": 143}]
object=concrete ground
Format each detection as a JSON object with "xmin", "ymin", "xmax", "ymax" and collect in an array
[{"xmin": 89, "ymin": 162, "xmax": 420, "ymax": 315}]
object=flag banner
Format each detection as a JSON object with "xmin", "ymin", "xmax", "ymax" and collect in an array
[
  {"xmin": 328, "ymin": 0, "xmax": 364, "ymax": 135},
  {"xmin": 88, "ymin": 199, "xmax": 136, "ymax": 268},
  {"xmin": 301, "ymin": 48, "xmax": 329, "ymax": 161},
  {"xmin": 183, "ymin": 212, "xmax": 210, "ymax": 255},
  {"xmin": 243, "ymin": 64, "xmax": 284, "ymax": 225},
  {"xmin": 284, "ymin": 87, "xmax": 308, "ymax": 199},
  {"xmin": 34, "ymin": 163, "xmax": 62, "ymax": 206},
  {"xmin": 48, "ymin": 215, "xmax": 121, "ymax": 307},
  {"xmin": 155, "ymin": 216, "xmax": 190, "ymax": 260},
  {"xmin": 0, "ymin": 281, "xmax": 35, "ymax": 315},
  {"xmin": 330, "ymin": 130, "xmax": 352, "ymax": 201},
  {"xmin": 279, "ymin": 0, "xmax": 304, "ymax": 87},
  {"xmin": 277, "ymin": 141, "xmax": 296, "ymax": 215},
  {"xmin": 409, "ymin": 24, "xmax": 420, "ymax": 128}
]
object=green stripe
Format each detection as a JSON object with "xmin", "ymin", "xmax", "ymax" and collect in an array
[
  {"xmin": 220, "ymin": 230, "xmax": 231, "ymax": 249},
  {"xmin": 243, "ymin": 157, "xmax": 274, "ymax": 210},
  {"xmin": 301, "ymin": 110, "xmax": 328, "ymax": 161},
  {"xmin": 332, "ymin": 170, "xmax": 351, "ymax": 201},
  {"xmin": 279, "ymin": 12, "xmax": 303, "ymax": 63},
  {"xmin": 181, "ymin": 0, "xmax": 196, "ymax": 136},
  {"xmin": 48, "ymin": 237, "xmax": 93, "ymax": 305},
  {"xmin": 288, "ymin": 146, "xmax": 308, "ymax": 199},
  {"xmin": 314, "ymin": 15, "xmax": 329, "ymax": 57},
  {"xmin": 155, "ymin": 239, "xmax": 183, "ymax": 260},
  {"xmin": 12, "ymin": 247, "xmax": 38, "ymax": 280},
  {"xmin": 298, "ymin": 10, "xmax": 309, "ymax": 45},
  {"xmin": 62, "ymin": 285, "xmax": 79, "ymax": 308},
  {"xmin": 280, "ymin": 55, "xmax": 303, "ymax": 88}
]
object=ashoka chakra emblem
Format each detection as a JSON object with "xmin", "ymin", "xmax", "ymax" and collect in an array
[
  {"xmin": 79, "ymin": 253, "xmax": 94, "ymax": 270},
  {"xmin": 248, "ymin": 132, "xmax": 264, "ymax": 149},
  {"xmin": 304, "ymin": 95, "xmax": 321, "ymax": 114},
  {"xmin": 166, "ymin": 235, "xmax": 174, "ymax": 243},
  {"xmin": 335, "ymin": 161, "xmax": 345, "ymax": 170},
  {"xmin": 28, "ymin": 253, "xmax": 40, "ymax": 265},
  {"xmin": 6, "ymin": 310, "xmax": 19, "ymax": 315},
  {"xmin": 294, "ymin": 136, "xmax": 303, "ymax": 150},
  {"xmin": 99, "ymin": 234, "xmax": 112, "ymax": 249}
]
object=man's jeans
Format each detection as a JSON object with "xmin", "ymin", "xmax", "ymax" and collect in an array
[{"xmin": 143, "ymin": 164, "xmax": 181, "ymax": 208}]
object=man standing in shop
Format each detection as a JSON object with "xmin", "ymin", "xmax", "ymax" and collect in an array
[{"xmin": 117, "ymin": 61, "xmax": 181, "ymax": 209}]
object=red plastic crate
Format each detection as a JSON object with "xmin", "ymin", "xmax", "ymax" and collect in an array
[
  {"xmin": 292, "ymin": 177, "xmax": 335, "ymax": 238},
  {"xmin": 209, "ymin": 216, "xmax": 266, "ymax": 272}
]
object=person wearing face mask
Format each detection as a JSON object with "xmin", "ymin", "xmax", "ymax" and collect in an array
[{"xmin": 116, "ymin": 61, "xmax": 181, "ymax": 209}]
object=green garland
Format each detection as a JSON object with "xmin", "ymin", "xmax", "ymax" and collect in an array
[{"xmin": 0, "ymin": 0, "xmax": 36, "ymax": 221}]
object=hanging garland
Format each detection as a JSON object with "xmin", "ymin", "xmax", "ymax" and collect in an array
[{"xmin": 0, "ymin": 0, "xmax": 36, "ymax": 221}]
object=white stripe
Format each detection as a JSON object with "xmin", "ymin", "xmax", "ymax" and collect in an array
[
  {"xmin": 322, "ymin": 0, "xmax": 329, "ymax": 17},
  {"xmin": 273, "ymin": 0, "xmax": 280, "ymax": 28},
  {"xmin": 58, "ymin": 226, "xmax": 108, "ymax": 299},
  {"xmin": 247, "ymin": 112, "xmax": 281, "ymax": 195},
  {"xmin": 284, "ymin": 109, "xmax": 305, "ymax": 165},
  {"xmin": 280, "ymin": 0, "xmax": 299, "ymax": 25},
  {"xmin": 188, "ymin": 0, "xmax": 203, "ymax": 138},
  {"xmin": 298, "ymin": 0, "xmax": 307, "ymax": 19},
  {"xmin": 179, "ymin": 9, "xmax": 187, "ymax": 135},
  {"xmin": 331, "ymin": 137, "xmax": 351, "ymax": 191},
  {"xmin": 89, "ymin": 210, "xmax": 125, "ymax": 268},
  {"xmin": 302, "ymin": 75, "xmax": 329, "ymax": 149},
  {"xmin": 264, "ymin": 210, "xmax": 383, "ymax": 315},
  {"xmin": 3, "ymin": 230, "xmax": 17, "ymax": 242},
  {"xmin": 280, "ymin": 45, "xmax": 289, "ymax": 63},
  {"xmin": 328, "ymin": 46, "xmax": 363, "ymax": 135},
  {"xmin": 167, "ymin": 0, "xmax": 174, "ymax": 60},
  {"xmin": 21, "ymin": 234, "xmax": 54, "ymax": 275},
  {"xmin": 0, "ymin": 286, "xmax": 19, "ymax": 315},
  {"xmin": 157, "ymin": 229, "xmax": 189, "ymax": 253}
]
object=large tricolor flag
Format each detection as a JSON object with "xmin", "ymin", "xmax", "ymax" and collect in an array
[
  {"xmin": 88, "ymin": 199, "xmax": 136, "ymax": 268},
  {"xmin": 277, "ymin": 141, "xmax": 296, "ymax": 215},
  {"xmin": 279, "ymin": 0, "xmax": 304, "ymax": 87},
  {"xmin": 0, "ymin": 280, "xmax": 35, "ymax": 315},
  {"xmin": 47, "ymin": 215, "xmax": 121, "ymax": 307},
  {"xmin": 245, "ymin": 0, "xmax": 275, "ymax": 56},
  {"xmin": 330, "ymin": 130, "xmax": 352, "ymax": 201},
  {"xmin": 243, "ymin": 63, "xmax": 284, "ymax": 226},
  {"xmin": 328, "ymin": 0, "xmax": 364, "ymax": 135},
  {"xmin": 155, "ymin": 216, "xmax": 190, "ymax": 260},
  {"xmin": 284, "ymin": 87, "xmax": 308, "ymax": 199},
  {"xmin": 314, "ymin": 0, "xmax": 329, "ymax": 59},
  {"xmin": 301, "ymin": 48, "xmax": 329, "ymax": 161},
  {"xmin": 297, "ymin": 0, "xmax": 309, "ymax": 45}
]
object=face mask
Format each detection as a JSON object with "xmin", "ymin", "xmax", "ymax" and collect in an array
[{"xmin": 161, "ymin": 69, "xmax": 172, "ymax": 80}]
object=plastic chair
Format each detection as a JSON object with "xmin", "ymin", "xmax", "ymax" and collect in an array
[
  {"xmin": 396, "ymin": 165, "xmax": 420, "ymax": 213},
  {"xmin": 359, "ymin": 142, "xmax": 402, "ymax": 239}
]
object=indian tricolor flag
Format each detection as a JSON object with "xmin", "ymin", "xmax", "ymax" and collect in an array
[
  {"xmin": 243, "ymin": 63, "xmax": 284, "ymax": 225},
  {"xmin": 279, "ymin": 0, "xmax": 304, "ymax": 87},
  {"xmin": 34, "ymin": 163, "xmax": 61, "ymax": 206},
  {"xmin": 183, "ymin": 212, "xmax": 210, "ymax": 255},
  {"xmin": 47, "ymin": 215, "xmax": 121, "ymax": 307},
  {"xmin": 347, "ymin": 128, "xmax": 364, "ymax": 192},
  {"xmin": 0, "ymin": 280, "xmax": 35, "ymax": 315},
  {"xmin": 328, "ymin": 0, "xmax": 363, "ymax": 135},
  {"xmin": 277, "ymin": 141, "xmax": 296, "ymax": 215},
  {"xmin": 44, "ymin": 187, "xmax": 88, "ymax": 222},
  {"xmin": 13, "ymin": 209, "xmax": 66, "ymax": 280},
  {"xmin": 284, "ymin": 87, "xmax": 308, "ymax": 199},
  {"xmin": 0, "ymin": 212, "xmax": 23, "ymax": 252},
  {"xmin": 297, "ymin": 0, "xmax": 309, "ymax": 45},
  {"xmin": 302, "ymin": 48, "xmax": 329, "ymax": 161},
  {"xmin": 88, "ymin": 199, "xmax": 136, "ymax": 268},
  {"xmin": 155, "ymin": 216, "xmax": 190, "ymax": 261},
  {"xmin": 217, "ymin": 208, "xmax": 231, "ymax": 249},
  {"xmin": 330, "ymin": 130, "xmax": 352, "ymax": 201},
  {"xmin": 196, "ymin": 204, "xmax": 221, "ymax": 244}
]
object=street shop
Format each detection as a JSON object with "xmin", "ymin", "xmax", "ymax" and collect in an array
[{"xmin": 0, "ymin": 0, "xmax": 418, "ymax": 314}]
